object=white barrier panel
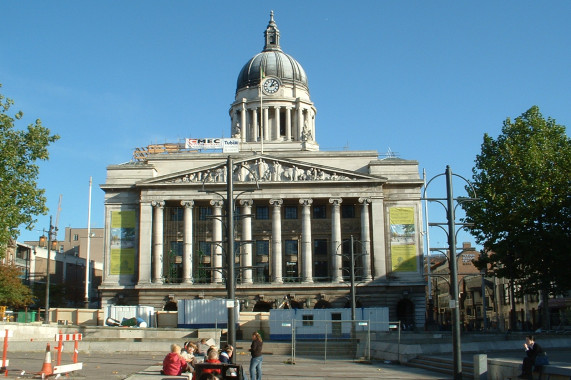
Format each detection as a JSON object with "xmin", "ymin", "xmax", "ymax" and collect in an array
[
  {"xmin": 177, "ymin": 299, "xmax": 239, "ymax": 328},
  {"xmin": 54, "ymin": 362, "xmax": 83, "ymax": 374}
]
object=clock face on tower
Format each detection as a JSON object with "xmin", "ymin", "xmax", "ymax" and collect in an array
[{"xmin": 263, "ymin": 78, "xmax": 280, "ymax": 94}]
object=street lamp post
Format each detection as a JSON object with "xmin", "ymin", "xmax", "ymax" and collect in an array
[
  {"xmin": 336, "ymin": 235, "xmax": 368, "ymax": 340},
  {"xmin": 202, "ymin": 156, "xmax": 258, "ymax": 361},
  {"xmin": 424, "ymin": 166, "xmax": 477, "ymax": 380},
  {"xmin": 226, "ymin": 156, "xmax": 236, "ymax": 352},
  {"xmin": 44, "ymin": 216, "xmax": 57, "ymax": 324}
]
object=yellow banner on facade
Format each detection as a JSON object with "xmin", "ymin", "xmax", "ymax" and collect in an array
[
  {"xmin": 110, "ymin": 210, "xmax": 136, "ymax": 275},
  {"xmin": 111, "ymin": 210, "xmax": 136, "ymax": 228},
  {"xmin": 389, "ymin": 206, "xmax": 417, "ymax": 272},
  {"xmin": 110, "ymin": 248, "xmax": 135, "ymax": 275},
  {"xmin": 389, "ymin": 207, "xmax": 414, "ymax": 225},
  {"xmin": 391, "ymin": 244, "xmax": 418, "ymax": 272}
]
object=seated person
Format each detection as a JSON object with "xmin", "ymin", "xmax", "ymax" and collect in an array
[
  {"xmin": 196, "ymin": 338, "xmax": 209, "ymax": 357},
  {"xmin": 219, "ymin": 344, "xmax": 233, "ymax": 363},
  {"xmin": 162, "ymin": 343, "xmax": 189, "ymax": 376},
  {"xmin": 193, "ymin": 349, "xmax": 222, "ymax": 380},
  {"xmin": 182, "ymin": 341, "xmax": 197, "ymax": 361},
  {"xmin": 181, "ymin": 341, "xmax": 198, "ymax": 372},
  {"xmin": 202, "ymin": 349, "xmax": 222, "ymax": 376}
]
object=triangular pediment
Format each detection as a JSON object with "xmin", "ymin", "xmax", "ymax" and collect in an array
[{"xmin": 139, "ymin": 155, "xmax": 386, "ymax": 186}]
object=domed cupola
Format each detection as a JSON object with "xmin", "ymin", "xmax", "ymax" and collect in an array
[
  {"xmin": 229, "ymin": 11, "xmax": 318, "ymax": 152},
  {"xmin": 236, "ymin": 11, "xmax": 309, "ymax": 93}
]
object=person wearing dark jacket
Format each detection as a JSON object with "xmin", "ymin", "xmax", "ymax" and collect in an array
[
  {"xmin": 248, "ymin": 332, "xmax": 263, "ymax": 380},
  {"xmin": 518, "ymin": 335, "xmax": 544, "ymax": 379}
]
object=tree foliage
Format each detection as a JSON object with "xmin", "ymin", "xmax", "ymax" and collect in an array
[
  {"xmin": 463, "ymin": 106, "xmax": 571, "ymax": 302},
  {"xmin": 0, "ymin": 263, "xmax": 36, "ymax": 309},
  {"xmin": 0, "ymin": 84, "xmax": 59, "ymax": 256}
]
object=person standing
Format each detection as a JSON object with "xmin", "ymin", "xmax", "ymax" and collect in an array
[
  {"xmin": 249, "ymin": 332, "xmax": 263, "ymax": 380},
  {"xmin": 518, "ymin": 335, "xmax": 543, "ymax": 379}
]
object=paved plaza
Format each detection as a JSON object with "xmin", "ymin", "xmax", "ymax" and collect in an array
[{"xmin": 2, "ymin": 351, "xmax": 449, "ymax": 379}]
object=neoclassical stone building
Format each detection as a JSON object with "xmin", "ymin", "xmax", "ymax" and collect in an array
[{"xmin": 100, "ymin": 12, "xmax": 426, "ymax": 328}]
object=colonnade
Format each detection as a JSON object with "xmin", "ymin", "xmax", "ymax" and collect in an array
[
  {"xmin": 139, "ymin": 197, "xmax": 377, "ymax": 285},
  {"xmin": 232, "ymin": 102, "xmax": 315, "ymax": 142}
]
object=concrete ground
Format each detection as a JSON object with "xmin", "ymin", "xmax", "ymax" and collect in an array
[{"xmin": 1, "ymin": 351, "xmax": 450, "ymax": 379}]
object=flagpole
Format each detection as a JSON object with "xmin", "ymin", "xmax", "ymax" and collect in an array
[
  {"xmin": 84, "ymin": 176, "xmax": 92, "ymax": 308},
  {"xmin": 260, "ymin": 66, "xmax": 264, "ymax": 154}
]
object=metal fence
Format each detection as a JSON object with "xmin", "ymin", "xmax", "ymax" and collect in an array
[{"xmin": 281, "ymin": 319, "xmax": 402, "ymax": 363}]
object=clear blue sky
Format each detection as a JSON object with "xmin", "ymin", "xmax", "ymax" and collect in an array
[{"xmin": 3, "ymin": 1, "xmax": 570, "ymax": 251}]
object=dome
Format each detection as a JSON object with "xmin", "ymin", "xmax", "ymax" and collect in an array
[{"xmin": 236, "ymin": 12, "xmax": 309, "ymax": 93}]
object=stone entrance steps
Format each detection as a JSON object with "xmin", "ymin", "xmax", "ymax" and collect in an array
[{"xmin": 407, "ymin": 355, "xmax": 474, "ymax": 379}]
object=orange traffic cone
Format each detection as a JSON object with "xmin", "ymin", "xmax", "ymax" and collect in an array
[{"xmin": 38, "ymin": 343, "xmax": 53, "ymax": 378}]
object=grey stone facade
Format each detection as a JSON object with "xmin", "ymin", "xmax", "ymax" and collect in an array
[{"xmin": 100, "ymin": 12, "xmax": 426, "ymax": 328}]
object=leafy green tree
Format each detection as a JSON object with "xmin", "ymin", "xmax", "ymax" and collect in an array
[
  {"xmin": 463, "ymin": 106, "xmax": 571, "ymax": 329},
  {"xmin": 0, "ymin": 84, "xmax": 59, "ymax": 256},
  {"xmin": 0, "ymin": 263, "xmax": 36, "ymax": 308}
]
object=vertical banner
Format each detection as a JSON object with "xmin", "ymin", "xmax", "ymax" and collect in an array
[
  {"xmin": 389, "ymin": 207, "xmax": 418, "ymax": 272},
  {"xmin": 110, "ymin": 210, "xmax": 136, "ymax": 275}
]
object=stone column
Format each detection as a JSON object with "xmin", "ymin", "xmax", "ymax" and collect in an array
[
  {"xmin": 252, "ymin": 109, "xmax": 258, "ymax": 141},
  {"xmin": 137, "ymin": 201, "xmax": 153, "ymax": 285},
  {"xmin": 296, "ymin": 105, "xmax": 303, "ymax": 140},
  {"xmin": 270, "ymin": 199, "xmax": 283, "ymax": 283},
  {"xmin": 240, "ymin": 103, "xmax": 247, "ymax": 142},
  {"xmin": 211, "ymin": 200, "xmax": 223, "ymax": 283},
  {"xmin": 329, "ymin": 197, "xmax": 343, "ymax": 283},
  {"xmin": 151, "ymin": 200, "xmax": 165, "ymax": 284},
  {"xmin": 240, "ymin": 199, "xmax": 254, "ymax": 284},
  {"xmin": 273, "ymin": 106, "xmax": 280, "ymax": 140},
  {"xmin": 263, "ymin": 107, "xmax": 269, "ymax": 141},
  {"xmin": 285, "ymin": 107, "xmax": 292, "ymax": 141},
  {"xmin": 359, "ymin": 198, "xmax": 373, "ymax": 281},
  {"xmin": 311, "ymin": 112, "xmax": 316, "ymax": 141},
  {"xmin": 181, "ymin": 200, "xmax": 194, "ymax": 284},
  {"xmin": 371, "ymin": 197, "xmax": 386, "ymax": 279},
  {"xmin": 299, "ymin": 198, "xmax": 313, "ymax": 283}
]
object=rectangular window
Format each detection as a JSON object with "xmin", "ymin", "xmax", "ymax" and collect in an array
[
  {"xmin": 256, "ymin": 240, "xmax": 269, "ymax": 256},
  {"xmin": 285, "ymin": 261, "xmax": 298, "ymax": 280},
  {"xmin": 256, "ymin": 206, "xmax": 269, "ymax": 220},
  {"xmin": 73, "ymin": 234, "xmax": 79, "ymax": 241},
  {"xmin": 255, "ymin": 262, "xmax": 269, "ymax": 283},
  {"xmin": 284, "ymin": 206, "xmax": 298, "ymax": 219},
  {"xmin": 313, "ymin": 205, "xmax": 326, "ymax": 219},
  {"xmin": 313, "ymin": 239, "xmax": 328, "ymax": 255},
  {"xmin": 341, "ymin": 205, "xmax": 355, "ymax": 218},
  {"xmin": 170, "ymin": 241, "xmax": 183, "ymax": 257},
  {"xmin": 302, "ymin": 315, "xmax": 314, "ymax": 327},
  {"xmin": 285, "ymin": 240, "xmax": 298, "ymax": 255},
  {"xmin": 170, "ymin": 208, "xmax": 184, "ymax": 221},
  {"xmin": 198, "ymin": 206, "xmax": 212, "ymax": 221},
  {"xmin": 198, "ymin": 241, "xmax": 211, "ymax": 255},
  {"xmin": 314, "ymin": 260, "xmax": 328, "ymax": 280}
]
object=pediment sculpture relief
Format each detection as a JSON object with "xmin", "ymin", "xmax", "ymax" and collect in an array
[{"xmin": 166, "ymin": 158, "xmax": 356, "ymax": 184}]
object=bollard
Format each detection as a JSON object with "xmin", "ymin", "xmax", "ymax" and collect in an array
[{"xmin": 473, "ymin": 354, "xmax": 487, "ymax": 380}]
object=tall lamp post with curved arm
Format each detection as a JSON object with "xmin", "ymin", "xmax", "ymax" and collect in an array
[
  {"xmin": 336, "ymin": 235, "xmax": 368, "ymax": 338},
  {"xmin": 201, "ymin": 156, "xmax": 259, "ymax": 359},
  {"xmin": 423, "ymin": 166, "xmax": 477, "ymax": 380}
]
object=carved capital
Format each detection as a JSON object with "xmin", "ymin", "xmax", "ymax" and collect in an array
[
  {"xmin": 181, "ymin": 200, "xmax": 195, "ymax": 208},
  {"xmin": 329, "ymin": 197, "xmax": 343, "ymax": 206},
  {"xmin": 269, "ymin": 198, "xmax": 283, "ymax": 207},
  {"xmin": 151, "ymin": 201, "xmax": 165, "ymax": 208},
  {"xmin": 210, "ymin": 199, "xmax": 224, "ymax": 208},
  {"xmin": 299, "ymin": 198, "xmax": 313, "ymax": 206},
  {"xmin": 358, "ymin": 197, "xmax": 372, "ymax": 205},
  {"xmin": 239, "ymin": 199, "xmax": 253, "ymax": 207}
]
